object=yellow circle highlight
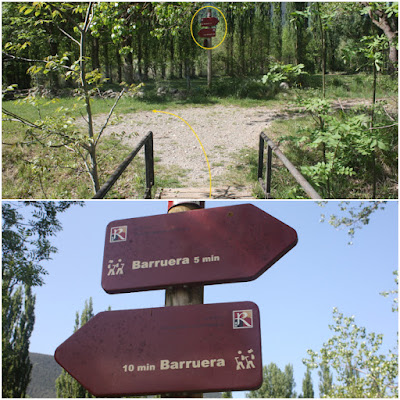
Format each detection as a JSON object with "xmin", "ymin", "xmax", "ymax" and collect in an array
[{"xmin": 190, "ymin": 6, "xmax": 227, "ymax": 50}]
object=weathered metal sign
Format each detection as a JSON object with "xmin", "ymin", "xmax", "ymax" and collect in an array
[
  {"xmin": 201, "ymin": 17, "xmax": 219, "ymax": 26},
  {"xmin": 102, "ymin": 204, "xmax": 297, "ymax": 294},
  {"xmin": 54, "ymin": 302, "xmax": 262, "ymax": 397},
  {"xmin": 198, "ymin": 28, "xmax": 216, "ymax": 38}
]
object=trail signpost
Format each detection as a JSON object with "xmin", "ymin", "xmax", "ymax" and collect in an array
[
  {"xmin": 55, "ymin": 202, "xmax": 298, "ymax": 397},
  {"xmin": 55, "ymin": 302, "xmax": 262, "ymax": 397},
  {"xmin": 199, "ymin": 9, "xmax": 219, "ymax": 87},
  {"xmin": 101, "ymin": 204, "xmax": 297, "ymax": 294}
]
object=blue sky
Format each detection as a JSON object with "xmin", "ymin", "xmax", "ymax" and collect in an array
[{"xmin": 25, "ymin": 200, "xmax": 398, "ymax": 397}]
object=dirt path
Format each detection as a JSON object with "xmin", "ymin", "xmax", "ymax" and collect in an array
[{"xmin": 92, "ymin": 105, "xmax": 291, "ymax": 188}]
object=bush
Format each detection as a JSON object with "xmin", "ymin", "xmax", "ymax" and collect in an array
[{"xmin": 210, "ymin": 77, "xmax": 274, "ymax": 99}]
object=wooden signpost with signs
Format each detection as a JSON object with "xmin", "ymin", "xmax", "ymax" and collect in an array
[
  {"xmin": 199, "ymin": 10, "xmax": 219, "ymax": 88},
  {"xmin": 55, "ymin": 202, "xmax": 298, "ymax": 397}
]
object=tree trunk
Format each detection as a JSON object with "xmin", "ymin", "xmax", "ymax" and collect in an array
[
  {"xmin": 104, "ymin": 40, "xmax": 112, "ymax": 83},
  {"xmin": 143, "ymin": 30, "xmax": 150, "ymax": 81},
  {"xmin": 48, "ymin": 25, "xmax": 59, "ymax": 89},
  {"xmin": 273, "ymin": 3, "xmax": 282, "ymax": 61},
  {"xmin": 124, "ymin": 38, "xmax": 134, "ymax": 84},
  {"xmin": 91, "ymin": 36, "xmax": 100, "ymax": 71},
  {"xmin": 80, "ymin": 4, "xmax": 100, "ymax": 194},
  {"xmin": 137, "ymin": 33, "xmax": 143, "ymax": 80},
  {"xmin": 116, "ymin": 48, "xmax": 122, "ymax": 83},
  {"xmin": 362, "ymin": 2, "xmax": 398, "ymax": 71},
  {"xmin": 239, "ymin": 20, "xmax": 245, "ymax": 75},
  {"xmin": 169, "ymin": 38, "xmax": 175, "ymax": 79},
  {"xmin": 295, "ymin": 2, "xmax": 307, "ymax": 66},
  {"xmin": 317, "ymin": 3, "xmax": 326, "ymax": 98}
]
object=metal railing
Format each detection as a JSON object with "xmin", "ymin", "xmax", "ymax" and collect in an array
[
  {"xmin": 258, "ymin": 132, "xmax": 322, "ymax": 199},
  {"xmin": 93, "ymin": 131, "xmax": 154, "ymax": 199}
]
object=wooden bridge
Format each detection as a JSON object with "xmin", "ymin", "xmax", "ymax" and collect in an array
[
  {"xmin": 92, "ymin": 131, "xmax": 321, "ymax": 200},
  {"xmin": 156, "ymin": 186, "xmax": 255, "ymax": 199}
]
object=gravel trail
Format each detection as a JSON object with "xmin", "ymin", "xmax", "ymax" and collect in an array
[{"xmin": 93, "ymin": 105, "xmax": 290, "ymax": 188}]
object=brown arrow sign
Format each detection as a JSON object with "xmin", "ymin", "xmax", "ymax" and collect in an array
[
  {"xmin": 55, "ymin": 302, "xmax": 262, "ymax": 396},
  {"xmin": 102, "ymin": 204, "xmax": 297, "ymax": 294},
  {"xmin": 201, "ymin": 17, "xmax": 219, "ymax": 26},
  {"xmin": 198, "ymin": 28, "xmax": 216, "ymax": 37}
]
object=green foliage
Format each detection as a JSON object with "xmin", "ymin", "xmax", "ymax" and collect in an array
[
  {"xmin": 286, "ymin": 96, "xmax": 397, "ymax": 198},
  {"xmin": 301, "ymin": 369, "xmax": 314, "ymax": 398},
  {"xmin": 2, "ymin": 284, "xmax": 35, "ymax": 398},
  {"xmin": 262, "ymin": 61, "xmax": 306, "ymax": 87},
  {"xmin": 2, "ymin": 202, "xmax": 81, "ymax": 397},
  {"xmin": 380, "ymin": 271, "xmax": 398, "ymax": 313},
  {"xmin": 318, "ymin": 363, "xmax": 333, "ymax": 397},
  {"xmin": 2, "ymin": 1, "xmax": 398, "ymax": 198},
  {"xmin": 318, "ymin": 201, "xmax": 386, "ymax": 244},
  {"xmin": 56, "ymin": 298, "xmax": 95, "ymax": 398},
  {"xmin": 247, "ymin": 363, "xmax": 296, "ymax": 398},
  {"xmin": 2, "ymin": 1, "xmax": 397, "ymax": 91},
  {"xmin": 303, "ymin": 307, "xmax": 398, "ymax": 398},
  {"xmin": 2, "ymin": 201, "xmax": 81, "ymax": 288}
]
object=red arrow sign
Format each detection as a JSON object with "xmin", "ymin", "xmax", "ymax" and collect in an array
[
  {"xmin": 102, "ymin": 204, "xmax": 297, "ymax": 294},
  {"xmin": 55, "ymin": 302, "xmax": 262, "ymax": 396},
  {"xmin": 201, "ymin": 17, "xmax": 219, "ymax": 26},
  {"xmin": 198, "ymin": 28, "xmax": 216, "ymax": 38}
]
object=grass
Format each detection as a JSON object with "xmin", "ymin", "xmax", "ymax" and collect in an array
[
  {"xmin": 218, "ymin": 147, "xmax": 310, "ymax": 199},
  {"xmin": 266, "ymin": 107, "xmax": 398, "ymax": 199},
  {"xmin": 2, "ymin": 127, "xmax": 188, "ymax": 199},
  {"xmin": 2, "ymin": 72, "xmax": 398, "ymax": 199}
]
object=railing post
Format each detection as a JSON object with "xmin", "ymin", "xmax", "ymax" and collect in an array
[
  {"xmin": 266, "ymin": 145, "xmax": 272, "ymax": 198},
  {"xmin": 92, "ymin": 131, "xmax": 154, "ymax": 199},
  {"xmin": 144, "ymin": 131, "xmax": 154, "ymax": 199},
  {"xmin": 258, "ymin": 135, "xmax": 264, "ymax": 181},
  {"xmin": 259, "ymin": 132, "xmax": 322, "ymax": 200}
]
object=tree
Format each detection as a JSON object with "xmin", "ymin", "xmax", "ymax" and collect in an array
[
  {"xmin": 311, "ymin": 203, "xmax": 397, "ymax": 397},
  {"xmin": 56, "ymin": 298, "xmax": 95, "ymax": 398},
  {"xmin": 2, "ymin": 2, "xmax": 141, "ymax": 195},
  {"xmin": 303, "ymin": 303, "xmax": 398, "ymax": 397},
  {"xmin": 294, "ymin": 3, "xmax": 339, "ymax": 97},
  {"xmin": 2, "ymin": 201, "xmax": 79, "ymax": 398},
  {"xmin": 2, "ymin": 201, "xmax": 79, "ymax": 288},
  {"xmin": 272, "ymin": 3, "xmax": 283, "ymax": 62},
  {"xmin": 301, "ymin": 368, "xmax": 314, "ymax": 398},
  {"xmin": 247, "ymin": 362, "xmax": 296, "ymax": 398},
  {"xmin": 361, "ymin": 2, "xmax": 398, "ymax": 71},
  {"xmin": 318, "ymin": 201, "xmax": 386, "ymax": 244},
  {"xmin": 318, "ymin": 363, "xmax": 333, "ymax": 397},
  {"xmin": 2, "ymin": 284, "xmax": 35, "ymax": 398}
]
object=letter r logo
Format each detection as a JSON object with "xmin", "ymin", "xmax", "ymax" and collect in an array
[
  {"xmin": 233, "ymin": 310, "xmax": 253, "ymax": 329},
  {"xmin": 110, "ymin": 226, "xmax": 127, "ymax": 243}
]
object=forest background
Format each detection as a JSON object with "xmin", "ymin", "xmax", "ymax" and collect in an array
[{"xmin": 2, "ymin": 2, "xmax": 398, "ymax": 199}]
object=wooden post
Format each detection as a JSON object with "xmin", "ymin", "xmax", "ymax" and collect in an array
[
  {"xmin": 207, "ymin": 9, "xmax": 212, "ymax": 89},
  {"xmin": 163, "ymin": 201, "xmax": 205, "ymax": 398}
]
